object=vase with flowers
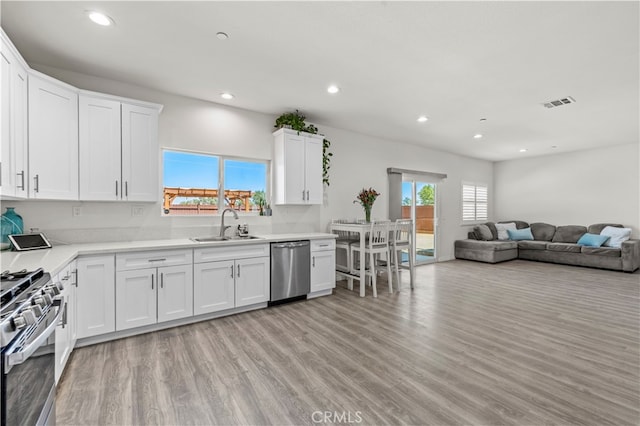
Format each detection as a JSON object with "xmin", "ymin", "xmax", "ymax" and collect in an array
[{"xmin": 354, "ymin": 187, "xmax": 380, "ymax": 222}]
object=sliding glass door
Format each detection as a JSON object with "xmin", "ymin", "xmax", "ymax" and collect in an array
[{"xmin": 401, "ymin": 180, "xmax": 437, "ymax": 265}]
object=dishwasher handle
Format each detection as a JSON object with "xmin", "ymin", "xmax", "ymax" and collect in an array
[{"xmin": 272, "ymin": 241, "xmax": 310, "ymax": 249}]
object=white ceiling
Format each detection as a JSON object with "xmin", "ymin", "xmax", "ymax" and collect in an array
[{"xmin": 2, "ymin": 1, "xmax": 638, "ymax": 161}]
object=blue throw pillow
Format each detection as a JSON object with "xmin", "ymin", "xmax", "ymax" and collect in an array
[
  {"xmin": 577, "ymin": 233, "xmax": 610, "ymax": 247},
  {"xmin": 507, "ymin": 227, "xmax": 534, "ymax": 241}
]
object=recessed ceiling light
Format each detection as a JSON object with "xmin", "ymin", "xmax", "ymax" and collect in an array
[
  {"xmin": 87, "ymin": 11, "xmax": 114, "ymax": 26},
  {"xmin": 216, "ymin": 32, "xmax": 229, "ymax": 40},
  {"xmin": 473, "ymin": 134, "xmax": 483, "ymax": 139},
  {"xmin": 417, "ymin": 116, "xmax": 428, "ymax": 123},
  {"xmin": 519, "ymin": 148, "xmax": 528, "ymax": 152},
  {"xmin": 220, "ymin": 92, "xmax": 234, "ymax": 100},
  {"xmin": 327, "ymin": 85, "xmax": 340, "ymax": 94}
]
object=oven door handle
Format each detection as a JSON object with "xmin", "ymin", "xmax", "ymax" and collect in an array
[{"xmin": 6, "ymin": 306, "xmax": 63, "ymax": 367}]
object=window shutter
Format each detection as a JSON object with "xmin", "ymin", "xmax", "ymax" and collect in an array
[{"xmin": 462, "ymin": 183, "xmax": 488, "ymax": 221}]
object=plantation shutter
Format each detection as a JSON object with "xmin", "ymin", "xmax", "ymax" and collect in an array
[{"xmin": 462, "ymin": 183, "xmax": 488, "ymax": 221}]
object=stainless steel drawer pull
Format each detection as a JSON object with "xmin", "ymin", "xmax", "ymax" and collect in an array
[
  {"xmin": 125, "ymin": 181, "xmax": 128, "ymax": 197},
  {"xmin": 230, "ymin": 265, "xmax": 234, "ymax": 278},
  {"xmin": 312, "ymin": 256, "xmax": 315, "ymax": 267},
  {"xmin": 318, "ymin": 244, "xmax": 329, "ymax": 247},
  {"xmin": 151, "ymin": 274, "xmax": 154, "ymax": 290},
  {"xmin": 148, "ymin": 258, "xmax": 166, "ymax": 262},
  {"xmin": 160, "ymin": 273, "xmax": 164, "ymax": 289},
  {"xmin": 237, "ymin": 264, "xmax": 240, "ymax": 277},
  {"xmin": 115, "ymin": 180, "xmax": 118, "ymax": 196},
  {"xmin": 33, "ymin": 174, "xmax": 39, "ymax": 193}
]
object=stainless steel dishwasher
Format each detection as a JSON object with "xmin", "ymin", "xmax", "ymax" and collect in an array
[{"xmin": 270, "ymin": 240, "xmax": 310, "ymax": 305}]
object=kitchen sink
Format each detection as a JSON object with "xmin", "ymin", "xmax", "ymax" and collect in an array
[{"xmin": 191, "ymin": 235, "xmax": 262, "ymax": 243}]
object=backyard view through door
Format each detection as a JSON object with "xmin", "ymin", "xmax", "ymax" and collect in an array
[{"xmin": 402, "ymin": 181, "xmax": 436, "ymax": 264}]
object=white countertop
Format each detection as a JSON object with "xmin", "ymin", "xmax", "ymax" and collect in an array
[{"xmin": 0, "ymin": 233, "xmax": 336, "ymax": 276}]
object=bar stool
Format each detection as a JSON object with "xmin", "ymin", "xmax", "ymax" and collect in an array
[
  {"xmin": 390, "ymin": 219, "xmax": 414, "ymax": 290},
  {"xmin": 350, "ymin": 220, "xmax": 392, "ymax": 297}
]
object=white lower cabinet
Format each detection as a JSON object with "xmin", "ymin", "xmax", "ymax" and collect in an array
[
  {"xmin": 310, "ymin": 239, "xmax": 336, "ymax": 293},
  {"xmin": 54, "ymin": 260, "xmax": 77, "ymax": 384},
  {"xmin": 76, "ymin": 255, "xmax": 116, "ymax": 339},
  {"xmin": 115, "ymin": 250, "xmax": 193, "ymax": 331},
  {"xmin": 194, "ymin": 244, "xmax": 270, "ymax": 314}
]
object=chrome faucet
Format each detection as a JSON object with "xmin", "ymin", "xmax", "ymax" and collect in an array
[{"xmin": 220, "ymin": 208, "xmax": 239, "ymax": 238}]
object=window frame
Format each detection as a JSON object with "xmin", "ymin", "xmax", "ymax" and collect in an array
[
  {"xmin": 162, "ymin": 148, "xmax": 270, "ymax": 216},
  {"xmin": 461, "ymin": 182, "xmax": 488, "ymax": 224}
]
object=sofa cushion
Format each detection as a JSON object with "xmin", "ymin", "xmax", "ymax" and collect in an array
[
  {"xmin": 507, "ymin": 227, "xmax": 534, "ymax": 241},
  {"xmin": 499, "ymin": 220, "xmax": 529, "ymax": 230},
  {"xmin": 551, "ymin": 225, "xmax": 587, "ymax": 243},
  {"xmin": 577, "ymin": 233, "xmax": 610, "ymax": 247},
  {"xmin": 581, "ymin": 246, "xmax": 621, "ymax": 257},
  {"xmin": 530, "ymin": 222, "xmax": 556, "ymax": 241},
  {"xmin": 485, "ymin": 222, "xmax": 499, "ymax": 240},
  {"xmin": 517, "ymin": 240, "xmax": 547, "ymax": 250},
  {"xmin": 547, "ymin": 242, "xmax": 582, "ymax": 253},
  {"xmin": 473, "ymin": 224, "xmax": 494, "ymax": 241},
  {"xmin": 600, "ymin": 226, "xmax": 632, "ymax": 248},
  {"xmin": 455, "ymin": 239, "xmax": 517, "ymax": 251},
  {"xmin": 496, "ymin": 222, "xmax": 517, "ymax": 240},
  {"xmin": 588, "ymin": 223, "xmax": 623, "ymax": 234}
]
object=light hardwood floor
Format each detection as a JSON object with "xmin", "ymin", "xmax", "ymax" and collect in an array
[{"xmin": 56, "ymin": 260, "xmax": 640, "ymax": 425}]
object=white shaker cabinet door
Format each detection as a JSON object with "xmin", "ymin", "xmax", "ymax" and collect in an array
[
  {"xmin": 79, "ymin": 95, "xmax": 122, "ymax": 200},
  {"xmin": 116, "ymin": 268, "xmax": 157, "ymax": 331},
  {"xmin": 28, "ymin": 73, "xmax": 78, "ymax": 200},
  {"xmin": 76, "ymin": 255, "xmax": 116, "ymax": 339},
  {"xmin": 157, "ymin": 264, "xmax": 193, "ymax": 323},
  {"xmin": 193, "ymin": 260, "xmax": 235, "ymax": 315},
  {"xmin": 121, "ymin": 103, "xmax": 159, "ymax": 202},
  {"xmin": 310, "ymin": 250, "xmax": 336, "ymax": 292},
  {"xmin": 304, "ymin": 136, "xmax": 323, "ymax": 205},
  {"xmin": 235, "ymin": 257, "xmax": 270, "ymax": 308}
]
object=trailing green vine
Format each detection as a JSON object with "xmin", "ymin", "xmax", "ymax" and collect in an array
[{"xmin": 274, "ymin": 110, "xmax": 333, "ymax": 186}]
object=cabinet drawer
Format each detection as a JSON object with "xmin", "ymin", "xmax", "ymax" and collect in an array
[
  {"xmin": 311, "ymin": 239, "xmax": 335, "ymax": 252},
  {"xmin": 116, "ymin": 249, "xmax": 193, "ymax": 271},
  {"xmin": 194, "ymin": 243, "xmax": 269, "ymax": 263}
]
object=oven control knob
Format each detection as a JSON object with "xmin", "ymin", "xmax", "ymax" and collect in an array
[
  {"xmin": 31, "ymin": 305, "xmax": 43, "ymax": 318},
  {"xmin": 12, "ymin": 316, "xmax": 26, "ymax": 330},
  {"xmin": 46, "ymin": 284, "xmax": 61, "ymax": 296},
  {"xmin": 20, "ymin": 309, "xmax": 37, "ymax": 326},
  {"xmin": 33, "ymin": 296, "xmax": 46, "ymax": 309},
  {"xmin": 41, "ymin": 293, "xmax": 53, "ymax": 305}
]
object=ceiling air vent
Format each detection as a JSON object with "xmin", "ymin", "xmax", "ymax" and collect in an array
[{"xmin": 542, "ymin": 96, "xmax": 576, "ymax": 109}]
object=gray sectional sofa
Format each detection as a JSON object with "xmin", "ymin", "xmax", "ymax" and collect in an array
[{"xmin": 454, "ymin": 221, "xmax": 640, "ymax": 272}]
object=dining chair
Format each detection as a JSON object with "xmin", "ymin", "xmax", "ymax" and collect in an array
[
  {"xmin": 349, "ymin": 220, "xmax": 392, "ymax": 297},
  {"xmin": 390, "ymin": 219, "xmax": 414, "ymax": 290},
  {"xmin": 330, "ymin": 219, "xmax": 359, "ymax": 273}
]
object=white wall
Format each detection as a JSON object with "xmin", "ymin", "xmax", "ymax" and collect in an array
[
  {"xmin": 494, "ymin": 143, "xmax": 640, "ymax": 237},
  {"xmin": 3, "ymin": 64, "xmax": 494, "ymax": 260}
]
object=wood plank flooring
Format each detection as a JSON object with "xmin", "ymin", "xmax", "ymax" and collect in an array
[{"xmin": 56, "ymin": 260, "xmax": 640, "ymax": 425}]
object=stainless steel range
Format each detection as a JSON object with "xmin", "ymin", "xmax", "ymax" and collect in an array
[{"xmin": 1, "ymin": 268, "xmax": 63, "ymax": 426}]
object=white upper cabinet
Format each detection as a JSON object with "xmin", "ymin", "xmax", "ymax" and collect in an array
[
  {"xmin": 272, "ymin": 128, "xmax": 324, "ymax": 205},
  {"xmin": 79, "ymin": 95, "xmax": 122, "ymax": 200},
  {"xmin": 79, "ymin": 95, "xmax": 161, "ymax": 202},
  {"xmin": 122, "ymin": 103, "xmax": 159, "ymax": 202},
  {"xmin": 1, "ymin": 31, "xmax": 28, "ymax": 198},
  {"xmin": 28, "ymin": 71, "xmax": 79, "ymax": 200}
]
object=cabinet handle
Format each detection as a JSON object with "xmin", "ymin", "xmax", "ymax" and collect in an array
[
  {"xmin": 115, "ymin": 180, "xmax": 119, "ymax": 196},
  {"xmin": 302, "ymin": 190, "xmax": 305, "ymax": 201},
  {"xmin": 33, "ymin": 174, "xmax": 39, "ymax": 193},
  {"xmin": 62, "ymin": 302, "xmax": 68, "ymax": 329},
  {"xmin": 148, "ymin": 258, "xmax": 166, "ymax": 263},
  {"xmin": 319, "ymin": 244, "xmax": 329, "ymax": 247},
  {"xmin": 237, "ymin": 264, "xmax": 240, "ymax": 277},
  {"xmin": 125, "ymin": 181, "xmax": 128, "ymax": 197},
  {"xmin": 312, "ymin": 256, "xmax": 315, "ymax": 267},
  {"xmin": 306, "ymin": 190, "xmax": 310, "ymax": 201},
  {"xmin": 151, "ymin": 274, "xmax": 154, "ymax": 290},
  {"xmin": 160, "ymin": 272, "xmax": 164, "ymax": 288},
  {"xmin": 17, "ymin": 171, "xmax": 25, "ymax": 190},
  {"xmin": 72, "ymin": 269, "xmax": 78, "ymax": 287},
  {"xmin": 230, "ymin": 265, "xmax": 234, "ymax": 278}
]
